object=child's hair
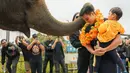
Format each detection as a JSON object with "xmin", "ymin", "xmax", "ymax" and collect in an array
[
  {"xmin": 80, "ymin": 2, "xmax": 94, "ymax": 16},
  {"xmin": 72, "ymin": 12, "xmax": 79, "ymax": 21},
  {"xmin": 110, "ymin": 7, "xmax": 123, "ymax": 20}
]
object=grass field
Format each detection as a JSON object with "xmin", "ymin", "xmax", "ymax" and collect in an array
[{"xmin": 0, "ymin": 56, "xmax": 77, "ymax": 73}]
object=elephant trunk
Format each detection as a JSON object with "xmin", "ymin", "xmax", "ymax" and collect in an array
[{"xmin": 27, "ymin": 0, "xmax": 85, "ymax": 36}]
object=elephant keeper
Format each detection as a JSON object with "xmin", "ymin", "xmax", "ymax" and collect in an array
[{"xmin": 1, "ymin": 39, "xmax": 20, "ymax": 73}]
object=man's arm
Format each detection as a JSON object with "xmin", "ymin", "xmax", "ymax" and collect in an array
[
  {"xmin": 59, "ymin": 39, "xmax": 65, "ymax": 48},
  {"xmin": 27, "ymin": 40, "xmax": 36, "ymax": 50},
  {"xmin": 69, "ymin": 32, "xmax": 83, "ymax": 48},
  {"xmin": 51, "ymin": 39, "xmax": 58, "ymax": 49},
  {"xmin": 15, "ymin": 36, "xmax": 19, "ymax": 45},
  {"xmin": 85, "ymin": 44, "xmax": 95, "ymax": 54},
  {"xmin": 21, "ymin": 39, "xmax": 29, "ymax": 47},
  {"xmin": 85, "ymin": 44, "xmax": 105, "ymax": 56},
  {"xmin": 37, "ymin": 40, "xmax": 45, "ymax": 51}
]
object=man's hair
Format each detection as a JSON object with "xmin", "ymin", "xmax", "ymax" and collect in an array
[
  {"xmin": 1, "ymin": 39, "xmax": 7, "ymax": 43},
  {"xmin": 80, "ymin": 2, "xmax": 95, "ymax": 16},
  {"xmin": 110, "ymin": 7, "xmax": 123, "ymax": 20}
]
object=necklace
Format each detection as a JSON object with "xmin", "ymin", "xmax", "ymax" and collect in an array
[{"xmin": 79, "ymin": 9, "xmax": 104, "ymax": 46}]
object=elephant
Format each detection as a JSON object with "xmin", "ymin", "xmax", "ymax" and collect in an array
[{"xmin": 0, "ymin": 0, "xmax": 85, "ymax": 37}]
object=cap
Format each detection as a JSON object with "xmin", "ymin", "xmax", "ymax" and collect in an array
[{"xmin": 32, "ymin": 34, "xmax": 37, "ymax": 39}]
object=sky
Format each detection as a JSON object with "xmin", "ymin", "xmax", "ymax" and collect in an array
[
  {"xmin": 0, "ymin": 0, "xmax": 130, "ymax": 42},
  {"xmin": 45, "ymin": 0, "xmax": 130, "ymax": 34}
]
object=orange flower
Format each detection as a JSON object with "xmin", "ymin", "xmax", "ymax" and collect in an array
[{"xmin": 79, "ymin": 9, "xmax": 104, "ymax": 46}]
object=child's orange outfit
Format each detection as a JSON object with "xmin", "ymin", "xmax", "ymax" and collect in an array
[
  {"xmin": 97, "ymin": 20, "xmax": 125, "ymax": 42},
  {"xmin": 93, "ymin": 20, "xmax": 126, "ymax": 73}
]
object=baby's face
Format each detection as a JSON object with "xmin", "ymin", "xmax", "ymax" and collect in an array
[{"xmin": 108, "ymin": 11, "xmax": 117, "ymax": 20}]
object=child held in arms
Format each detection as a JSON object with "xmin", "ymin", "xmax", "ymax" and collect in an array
[{"xmin": 94, "ymin": 7, "xmax": 127, "ymax": 73}]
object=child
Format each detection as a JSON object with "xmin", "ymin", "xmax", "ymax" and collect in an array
[{"xmin": 94, "ymin": 7, "xmax": 127, "ymax": 73}]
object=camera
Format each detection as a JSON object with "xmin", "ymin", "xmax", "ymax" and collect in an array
[{"xmin": 18, "ymin": 36, "xmax": 24, "ymax": 43}]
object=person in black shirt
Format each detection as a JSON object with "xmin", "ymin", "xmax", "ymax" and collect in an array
[
  {"xmin": 52, "ymin": 37, "xmax": 67, "ymax": 73},
  {"xmin": 27, "ymin": 34, "xmax": 45, "ymax": 73},
  {"xmin": 120, "ymin": 38, "xmax": 130, "ymax": 73},
  {"xmin": 15, "ymin": 36, "xmax": 31, "ymax": 73},
  {"xmin": 69, "ymin": 12, "xmax": 91, "ymax": 73},
  {"xmin": 43, "ymin": 35, "xmax": 54, "ymax": 73},
  {"xmin": 1, "ymin": 39, "xmax": 20, "ymax": 73}
]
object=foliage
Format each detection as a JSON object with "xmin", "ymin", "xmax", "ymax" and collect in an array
[{"xmin": 0, "ymin": 56, "xmax": 78, "ymax": 73}]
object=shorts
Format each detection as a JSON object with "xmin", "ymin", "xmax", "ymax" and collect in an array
[{"xmin": 24, "ymin": 61, "xmax": 31, "ymax": 71}]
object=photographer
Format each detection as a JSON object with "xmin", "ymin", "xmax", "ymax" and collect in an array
[
  {"xmin": 1, "ymin": 39, "xmax": 20, "ymax": 73},
  {"xmin": 43, "ymin": 35, "xmax": 54, "ymax": 73},
  {"xmin": 27, "ymin": 34, "xmax": 45, "ymax": 73},
  {"xmin": 15, "ymin": 36, "xmax": 31, "ymax": 73},
  {"xmin": 52, "ymin": 37, "xmax": 67, "ymax": 73}
]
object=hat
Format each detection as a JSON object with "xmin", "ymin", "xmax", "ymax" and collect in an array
[{"xmin": 32, "ymin": 34, "xmax": 37, "ymax": 39}]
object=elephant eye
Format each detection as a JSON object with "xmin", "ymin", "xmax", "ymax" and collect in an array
[{"xmin": 75, "ymin": 16, "xmax": 79, "ymax": 18}]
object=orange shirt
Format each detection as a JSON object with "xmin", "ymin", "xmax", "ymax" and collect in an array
[{"xmin": 97, "ymin": 20, "xmax": 125, "ymax": 42}]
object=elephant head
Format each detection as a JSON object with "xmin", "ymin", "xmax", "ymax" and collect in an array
[{"xmin": 0, "ymin": 0, "xmax": 85, "ymax": 37}]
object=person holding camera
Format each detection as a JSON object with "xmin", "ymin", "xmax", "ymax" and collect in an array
[
  {"xmin": 124, "ymin": 38, "xmax": 130, "ymax": 73},
  {"xmin": 52, "ymin": 37, "xmax": 67, "ymax": 73},
  {"xmin": 1, "ymin": 39, "xmax": 20, "ymax": 73},
  {"xmin": 43, "ymin": 35, "xmax": 54, "ymax": 73},
  {"xmin": 15, "ymin": 36, "xmax": 31, "ymax": 73},
  {"xmin": 27, "ymin": 34, "xmax": 45, "ymax": 73}
]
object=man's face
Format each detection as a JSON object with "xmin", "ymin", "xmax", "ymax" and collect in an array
[
  {"xmin": 82, "ymin": 12, "xmax": 96, "ymax": 24},
  {"xmin": 1, "ymin": 40, "xmax": 8, "ymax": 47},
  {"xmin": 125, "ymin": 39, "xmax": 130, "ymax": 45}
]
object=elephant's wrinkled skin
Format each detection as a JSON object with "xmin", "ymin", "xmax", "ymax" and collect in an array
[{"xmin": 0, "ymin": 0, "xmax": 85, "ymax": 37}]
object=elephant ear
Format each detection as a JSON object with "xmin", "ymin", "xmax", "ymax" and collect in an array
[{"xmin": 0, "ymin": 0, "xmax": 30, "ymax": 37}]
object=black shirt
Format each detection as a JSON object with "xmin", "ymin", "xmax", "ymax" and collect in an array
[
  {"xmin": 53, "ymin": 41, "xmax": 64, "ymax": 61},
  {"xmin": 44, "ymin": 40, "xmax": 54, "ymax": 56},
  {"xmin": 30, "ymin": 44, "xmax": 42, "ymax": 62},
  {"xmin": 18, "ymin": 43, "xmax": 31, "ymax": 61},
  {"xmin": 1, "ymin": 43, "xmax": 20, "ymax": 65},
  {"xmin": 69, "ymin": 23, "xmax": 94, "ymax": 49}
]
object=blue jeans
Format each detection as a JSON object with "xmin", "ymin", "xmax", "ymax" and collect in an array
[
  {"xmin": 43, "ymin": 55, "xmax": 54, "ymax": 73},
  {"xmin": 6, "ymin": 56, "xmax": 19, "ymax": 73},
  {"xmin": 30, "ymin": 59, "xmax": 42, "ymax": 73},
  {"xmin": 94, "ymin": 49, "xmax": 125, "ymax": 72},
  {"xmin": 117, "ymin": 59, "xmax": 126, "ymax": 73},
  {"xmin": 54, "ymin": 59, "xmax": 67, "ymax": 73}
]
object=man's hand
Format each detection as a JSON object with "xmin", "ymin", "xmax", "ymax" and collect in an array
[
  {"xmin": 93, "ymin": 49, "xmax": 106, "ymax": 56},
  {"xmin": 59, "ymin": 38, "xmax": 63, "ymax": 43},
  {"xmin": 93, "ymin": 41, "xmax": 106, "ymax": 56},
  {"xmin": 36, "ymin": 40, "xmax": 41, "ymax": 45},
  {"xmin": 126, "ymin": 58, "xmax": 129, "ymax": 62},
  {"xmin": 55, "ymin": 38, "xmax": 58, "ymax": 43}
]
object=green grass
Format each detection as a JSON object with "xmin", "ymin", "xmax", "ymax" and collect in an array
[{"xmin": 0, "ymin": 56, "xmax": 77, "ymax": 73}]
